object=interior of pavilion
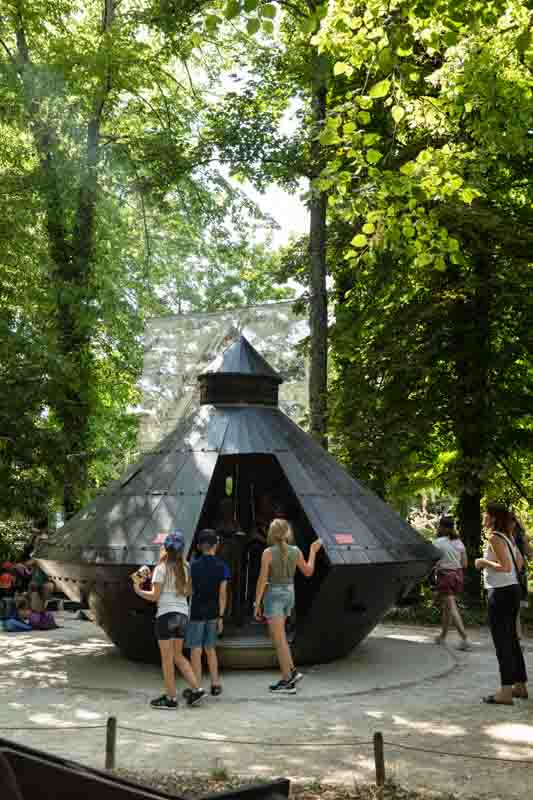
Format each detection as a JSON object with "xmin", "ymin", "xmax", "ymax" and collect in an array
[{"xmin": 190, "ymin": 453, "xmax": 327, "ymax": 638}]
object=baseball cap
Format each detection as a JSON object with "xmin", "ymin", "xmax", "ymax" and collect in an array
[
  {"xmin": 197, "ymin": 529, "xmax": 219, "ymax": 548},
  {"xmin": 164, "ymin": 531, "xmax": 185, "ymax": 552}
]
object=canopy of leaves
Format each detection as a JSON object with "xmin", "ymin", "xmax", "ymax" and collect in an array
[
  {"xmin": 0, "ymin": 0, "xmax": 292, "ymax": 518},
  {"xmin": 311, "ymin": 1, "xmax": 532, "ymax": 527}
]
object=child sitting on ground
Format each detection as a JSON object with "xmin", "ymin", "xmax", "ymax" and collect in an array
[
  {"xmin": 2, "ymin": 596, "xmax": 32, "ymax": 632},
  {"xmin": 185, "ymin": 530, "xmax": 229, "ymax": 697}
]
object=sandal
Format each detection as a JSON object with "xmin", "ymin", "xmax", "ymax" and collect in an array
[
  {"xmin": 512, "ymin": 688, "xmax": 529, "ymax": 699},
  {"xmin": 482, "ymin": 695, "xmax": 514, "ymax": 706}
]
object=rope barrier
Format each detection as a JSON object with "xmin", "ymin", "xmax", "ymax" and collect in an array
[
  {"xmin": 1, "ymin": 722, "xmax": 532, "ymax": 767},
  {"xmin": 383, "ymin": 740, "xmax": 533, "ymax": 765},
  {"xmin": 0, "ymin": 725, "xmax": 107, "ymax": 731},
  {"xmin": 116, "ymin": 724, "xmax": 372, "ymax": 748}
]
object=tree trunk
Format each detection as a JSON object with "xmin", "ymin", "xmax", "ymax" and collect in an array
[
  {"xmin": 308, "ymin": 46, "xmax": 328, "ymax": 448},
  {"xmin": 453, "ymin": 251, "xmax": 492, "ymax": 603},
  {"xmin": 456, "ymin": 488, "xmax": 483, "ymax": 603},
  {"xmin": 13, "ymin": 0, "xmax": 115, "ymax": 514}
]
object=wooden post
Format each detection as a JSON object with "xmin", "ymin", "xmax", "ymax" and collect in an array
[
  {"xmin": 373, "ymin": 731, "xmax": 385, "ymax": 788},
  {"xmin": 105, "ymin": 716, "xmax": 117, "ymax": 770}
]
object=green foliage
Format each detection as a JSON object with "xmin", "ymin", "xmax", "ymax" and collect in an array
[
  {"xmin": 0, "ymin": 0, "xmax": 531, "ymax": 545},
  {"xmin": 311, "ymin": 1, "xmax": 533, "ymax": 539},
  {"xmin": 0, "ymin": 0, "xmax": 291, "ymax": 518},
  {"xmin": 0, "ymin": 521, "xmax": 34, "ymax": 563}
]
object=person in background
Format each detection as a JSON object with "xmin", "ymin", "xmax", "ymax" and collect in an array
[
  {"xmin": 0, "ymin": 562, "xmax": 16, "ymax": 600},
  {"xmin": 185, "ymin": 530, "xmax": 229, "ymax": 698},
  {"xmin": 132, "ymin": 531, "xmax": 205, "ymax": 710},
  {"xmin": 2, "ymin": 595, "xmax": 32, "ymax": 632},
  {"xmin": 475, "ymin": 502, "xmax": 528, "ymax": 705},
  {"xmin": 433, "ymin": 516, "xmax": 470, "ymax": 650},
  {"xmin": 0, "ymin": 563, "xmax": 16, "ymax": 621},
  {"xmin": 28, "ymin": 606, "xmax": 58, "ymax": 630},
  {"xmin": 510, "ymin": 513, "xmax": 531, "ymax": 641},
  {"xmin": 28, "ymin": 562, "xmax": 54, "ymax": 612},
  {"xmin": 212, "ymin": 497, "xmax": 245, "ymax": 620},
  {"xmin": 14, "ymin": 561, "xmax": 32, "ymax": 594},
  {"xmin": 255, "ymin": 519, "xmax": 322, "ymax": 694}
]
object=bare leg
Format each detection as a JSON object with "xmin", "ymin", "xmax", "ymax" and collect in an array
[
  {"xmin": 158, "ymin": 640, "xmax": 177, "ymax": 699},
  {"xmin": 190, "ymin": 648, "xmax": 202, "ymax": 685},
  {"xmin": 438, "ymin": 597, "xmax": 451, "ymax": 641},
  {"xmin": 268, "ymin": 617, "xmax": 292, "ymax": 680},
  {"xmin": 448, "ymin": 596, "xmax": 467, "ymax": 640},
  {"xmin": 205, "ymin": 647, "xmax": 220, "ymax": 686},
  {"xmin": 174, "ymin": 639, "xmax": 200, "ymax": 689}
]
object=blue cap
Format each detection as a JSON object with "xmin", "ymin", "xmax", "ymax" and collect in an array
[{"xmin": 164, "ymin": 531, "xmax": 185, "ymax": 552}]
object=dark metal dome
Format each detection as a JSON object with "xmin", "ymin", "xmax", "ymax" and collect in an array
[{"xmin": 36, "ymin": 335, "xmax": 438, "ymax": 667}]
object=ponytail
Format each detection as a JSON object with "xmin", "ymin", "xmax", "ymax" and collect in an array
[
  {"xmin": 267, "ymin": 518, "xmax": 292, "ymax": 568},
  {"xmin": 160, "ymin": 548, "xmax": 189, "ymax": 596}
]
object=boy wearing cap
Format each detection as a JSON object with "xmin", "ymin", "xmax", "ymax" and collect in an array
[{"xmin": 186, "ymin": 529, "xmax": 230, "ymax": 696}]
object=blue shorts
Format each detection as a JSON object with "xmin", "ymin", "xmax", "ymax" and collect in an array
[
  {"xmin": 263, "ymin": 585, "xmax": 294, "ymax": 619},
  {"xmin": 186, "ymin": 619, "xmax": 218, "ymax": 650}
]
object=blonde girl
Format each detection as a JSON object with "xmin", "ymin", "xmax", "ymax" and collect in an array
[
  {"xmin": 255, "ymin": 518, "xmax": 322, "ymax": 693},
  {"xmin": 133, "ymin": 531, "xmax": 204, "ymax": 709}
]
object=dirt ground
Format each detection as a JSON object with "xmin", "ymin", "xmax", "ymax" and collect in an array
[{"xmin": 1, "ymin": 617, "xmax": 532, "ymax": 799}]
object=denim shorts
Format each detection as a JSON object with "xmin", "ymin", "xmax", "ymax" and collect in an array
[
  {"xmin": 263, "ymin": 585, "xmax": 294, "ymax": 618},
  {"xmin": 186, "ymin": 619, "xmax": 219, "ymax": 650},
  {"xmin": 155, "ymin": 612, "xmax": 188, "ymax": 641}
]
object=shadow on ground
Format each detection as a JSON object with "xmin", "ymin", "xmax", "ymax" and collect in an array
[{"xmin": 0, "ymin": 618, "xmax": 532, "ymax": 798}]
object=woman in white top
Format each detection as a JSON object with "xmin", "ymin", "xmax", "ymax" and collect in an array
[
  {"xmin": 475, "ymin": 502, "xmax": 528, "ymax": 705},
  {"xmin": 133, "ymin": 531, "xmax": 204, "ymax": 710},
  {"xmin": 433, "ymin": 516, "xmax": 469, "ymax": 650}
]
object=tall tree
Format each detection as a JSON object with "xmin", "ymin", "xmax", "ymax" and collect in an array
[
  {"xmin": 313, "ymin": 0, "xmax": 533, "ymax": 593},
  {"xmin": 0, "ymin": 0, "xmax": 290, "ymax": 516},
  {"xmin": 202, "ymin": 0, "xmax": 332, "ymax": 444}
]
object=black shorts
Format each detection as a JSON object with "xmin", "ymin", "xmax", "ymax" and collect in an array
[{"xmin": 155, "ymin": 612, "xmax": 188, "ymax": 641}]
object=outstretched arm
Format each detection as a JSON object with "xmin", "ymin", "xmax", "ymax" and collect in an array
[{"xmin": 296, "ymin": 539, "xmax": 323, "ymax": 577}]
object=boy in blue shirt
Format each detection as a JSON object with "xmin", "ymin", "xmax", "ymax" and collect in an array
[{"xmin": 186, "ymin": 529, "xmax": 229, "ymax": 696}]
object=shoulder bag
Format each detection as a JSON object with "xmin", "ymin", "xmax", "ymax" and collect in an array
[{"xmin": 494, "ymin": 532, "xmax": 528, "ymax": 601}]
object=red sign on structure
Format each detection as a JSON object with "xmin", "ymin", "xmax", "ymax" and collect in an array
[{"xmin": 335, "ymin": 534, "xmax": 353, "ymax": 545}]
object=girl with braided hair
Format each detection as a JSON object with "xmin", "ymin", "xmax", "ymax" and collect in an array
[{"xmin": 255, "ymin": 518, "xmax": 322, "ymax": 694}]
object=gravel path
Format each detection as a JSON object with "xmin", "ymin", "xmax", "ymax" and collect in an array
[{"xmin": 1, "ymin": 619, "xmax": 532, "ymax": 799}]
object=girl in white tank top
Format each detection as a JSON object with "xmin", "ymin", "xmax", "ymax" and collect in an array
[{"xmin": 483, "ymin": 532, "xmax": 518, "ymax": 590}]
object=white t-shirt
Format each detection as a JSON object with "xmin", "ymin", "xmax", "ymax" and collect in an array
[
  {"xmin": 452, "ymin": 539, "xmax": 466, "ymax": 555},
  {"xmin": 434, "ymin": 537, "xmax": 463, "ymax": 570},
  {"xmin": 483, "ymin": 533, "xmax": 518, "ymax": 590},
  {"xmin": 152, "ymin": 563, "xmax": 189, "ymax": 618}
]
